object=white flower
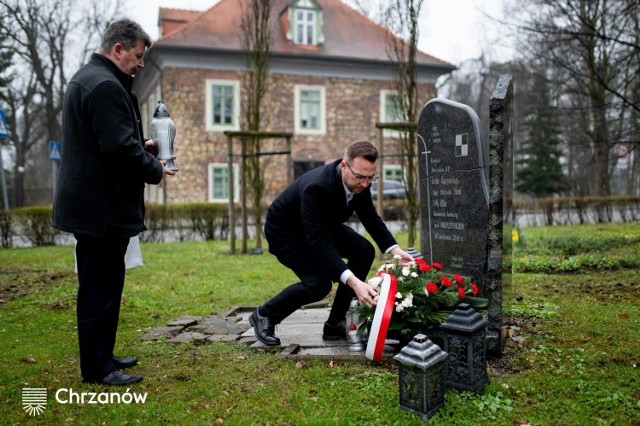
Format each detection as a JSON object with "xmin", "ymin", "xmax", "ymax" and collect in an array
[
  {"xmin": 393, "ymin": 255, "xmax": 402, "ymax": 260},
  {"xmin": 368, "ymin": 276, "xmax": 382, "ymax": 289},
  {"xmin": 395, "ymin": 303, "xmax": 405, "ymax": 312},
  {"xmin": 410, "ymin": 272, "xmax": 418, "ymax": 278},
  {"xmin": 402, "ymin": 294, "xmax": 413, "ymax": 308},
  {"xmin": 395, "ymin": 292, "xmax": 403, "ymax": 299},
  {"xmin": 402, "ymin": 268, "xmax": 410, "ymax": 277}
]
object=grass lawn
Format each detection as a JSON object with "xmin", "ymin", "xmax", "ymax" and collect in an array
[{"xmin": 1, "ymin": 222, "xmax": 639, "ymax": 425}]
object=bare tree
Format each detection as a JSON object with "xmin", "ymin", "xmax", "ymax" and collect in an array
[
  {"xmin": 510, "ymin": 0, "xmax": 640, "ymax": 196},
  {"xmin": 239, "ymin": 0, "xmax": 272, "ymax": 252},
  {"xmin": 383, "ymin": 0, "xmax": 424, "ymax": 248},
  {"xmin": 0, "ymin": 0, "xmax": 120, "ymax": 206}
]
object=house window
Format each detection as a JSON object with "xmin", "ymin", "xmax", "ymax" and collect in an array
[
  {"xmin": 209, "ymin": 163, "xmax": 239, "ymax": 203},
  {"xmin": 295, "ymin": 9, "xmax": 316, "ymax": 45},
  {"xmin": 293, "ymin": 160, "xmax": 324, "ymax": 180},
  {"xmin": 287, "ymin": 0, "xmax": 324, "ymax": 46},
  {"xmin": 380, "ymin": 90, "xmax": 403, "ymax": 137},
  {"xmin": 295, "ymin": 85, "xmax": 325, "ymax": 135},
  {"xmin": 205, "ymin": 80, "xmax": 240, "ymax": 131},
  {"xmin": 384, "ymin": 165, "xmax": 404, "ymax": 182}
]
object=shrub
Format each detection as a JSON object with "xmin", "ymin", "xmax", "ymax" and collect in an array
[
  {"xmin": 0, "ymin": 209, "xmax": 11, "ymax": 248},
  {"xmin": 13, "ymin": 206, "xmax": 58, "ymax": 247}
]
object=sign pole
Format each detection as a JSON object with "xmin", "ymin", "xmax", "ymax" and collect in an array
[{"xmin": 49, "ymin": 141, "xmax": 61, "ymax": 201}]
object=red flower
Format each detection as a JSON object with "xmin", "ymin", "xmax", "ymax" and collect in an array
[
  {"xmin": 432, "ymin": 263, "xmax": 443, "ymax": 270},
  {"xmin": 453, "ymin": 274, "xmax": 464, "ymax": 287},
  {"xmin": 457, "ymin": 287, "xmax": 466, "ymax": 299},
  {"xmin": 471, "ymin": 284, "xmax": 479, "ymax": 297},
  {"xmin": 441, "ymin": 277, "xmax": 452, "ymax": 288},
  {"xmin": 426, "ymin": 283, "xmax": 438, "ymax": 294},
  {"xmin": 349, "ymin": 323, "xmax": 357, "ymax": 331}
]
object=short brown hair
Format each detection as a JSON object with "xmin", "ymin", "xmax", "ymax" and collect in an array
[{"xmin": 343, "ymin": 139, "xmax": 378, "ymax": 164}]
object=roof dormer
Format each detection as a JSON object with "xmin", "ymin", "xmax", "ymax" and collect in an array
[{"xmin": 285, "ymin": 0, "xmax": 324, "ymax": 46}]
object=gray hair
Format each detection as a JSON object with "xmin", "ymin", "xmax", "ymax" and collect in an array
[{"xmin": 100, "ymin": 18, "xmax": 151, "ymax": 52}]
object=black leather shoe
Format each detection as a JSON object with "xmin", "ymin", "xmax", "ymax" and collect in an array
[
  {"xmin": 113, "ymin": 356, "xmax": 138, "ymax": 370},
  {"xmin": 322, "ymin": 321, "xmax": 347, "ymax": 341},
  {"xmin": 96, "ymin": 371, "xmax": 143, "ymax": 386},
  {"xmin": 249, "ymin": 308, "xmax": 281, "ymax": 346}
]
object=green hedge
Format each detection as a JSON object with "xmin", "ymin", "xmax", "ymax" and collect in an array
[
  {"xmin": 142, "ymin": 203, "xmax": 231, "ymax": 243},
  {"xmin": 0, "ymin": 209, "xmax": 11, "ymax": 248},
  {"xmin": 12, "ymin": 206, "xmax": 59, "ymax": 247},
  {"xmin": 3, "ymin": 196, "xmax": 639, "ymax": 248}
]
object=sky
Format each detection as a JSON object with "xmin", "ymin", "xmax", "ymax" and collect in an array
[{"xmin": 124, "ymin": 0, "xmax": 510, "ymax": 67}]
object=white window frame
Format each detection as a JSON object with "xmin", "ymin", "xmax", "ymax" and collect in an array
[
  {"xmin": 383, "ymin": 164, "xmax": 404, "ymax": 182},
  {"xmin": 205, "ymin": 79, "xmax": 240, "ymax": 132},
  {"xmin": 380, "ymin": 90, "xmax": 403, "ymax": 137},
  {"xmin": 294, "ymin": 8, "xmax": 317, "ymax": 45},
  {"xmin": 294, "ymin": 85, "xmax": 326, "ymax": 135},
  {"xmin": 208, "ymin": 163, "xmax": 239, "ymax": 203}
]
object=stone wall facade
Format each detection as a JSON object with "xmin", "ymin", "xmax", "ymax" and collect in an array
[{"xmin": 142, "ymin": 67, "xmax": 436, "ymax": 204}]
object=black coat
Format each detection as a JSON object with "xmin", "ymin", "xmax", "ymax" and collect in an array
[
  {"xmin": 264, "ymin": 159, "xmax": 397, "ymax": 281},
  {"xmin": 53, "ymin": 53, "xmax": 163, "ymax": 237}
]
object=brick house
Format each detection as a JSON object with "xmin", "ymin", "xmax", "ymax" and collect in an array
[{"xmin": 132, "ymin": 0, "xmax": 455, "ymax": 204}]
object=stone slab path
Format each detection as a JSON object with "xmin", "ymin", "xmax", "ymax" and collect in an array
[{"xmin": 141, "ymin": 304, "xmax": 398, "ymax": 361}]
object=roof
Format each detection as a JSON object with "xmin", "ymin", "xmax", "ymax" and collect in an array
[
  {"xmin": 157, "ymin": 7, "xmax": 203, "ymax": 37},
  {"xmin": 154, "ymin": 0, "xmax": 454, "ymax": 69}
]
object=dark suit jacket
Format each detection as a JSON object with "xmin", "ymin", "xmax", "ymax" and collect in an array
[{"xmin": 264, "ymin": 159, "xmax": 396, "ymax": 281}]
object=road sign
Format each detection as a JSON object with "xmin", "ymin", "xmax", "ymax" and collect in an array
[
  {"xmin": 0, "ymin": 110, "xmax": 8, "ymax": 138},
  {"xmin": 49, "ymin": 141, "xmax": 61, "ymax": 162}
]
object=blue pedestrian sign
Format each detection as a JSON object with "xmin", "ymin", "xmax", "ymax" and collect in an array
[
  {"xmin": 0, "ymin": 110, "xmax": 8, "ymax": 138},
  {"xmin": 49, "ymin": 141, "xmax": 61, "ymax": 162}
]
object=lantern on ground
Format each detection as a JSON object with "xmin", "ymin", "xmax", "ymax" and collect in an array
[
  {"xmin": 440, "ymin": 303, "xmax": 488, "ymax": 392},
  {"xmin": 345, "ymin": 298, "xmax": 365, "ymax": 352},
  {"xmin": 406, "ymin": 247, "xmax": 423, "ymax": 260},
  {"xmin": 393, "ymin": 334, "xmax": 447, "ymax": 421}
]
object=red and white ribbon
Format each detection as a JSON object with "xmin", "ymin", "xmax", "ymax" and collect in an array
[{"xmin": 366, "ymin": 273, "xmax": 397, "ymax": 363}]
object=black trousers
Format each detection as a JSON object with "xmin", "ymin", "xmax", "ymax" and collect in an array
[
  {"xmin": 262, "ymin": 225, "xmax": 375, "ymax": 325},
  {"xmin": 74, "ymin": 233, "xmax": 129, "ymax": 381}
]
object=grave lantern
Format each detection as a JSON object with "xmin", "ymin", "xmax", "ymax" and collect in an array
[
  {"xmin": 393, "ymin": 334, "xmax": 447, "ymax": 422},
  {"xmin": 345, "ymin": 298, "xmax": 365, "ymax": 352},
  {"xmin": 440, "ymin": 303, "xmax": 488, "ymax": 392},
  {"xmin": 150, "ymin": 100, "xmax": 178, "ymax": 172},
  {"xmin": 406, "ymin": 247, "xmax": 424, "ymax": 260}
]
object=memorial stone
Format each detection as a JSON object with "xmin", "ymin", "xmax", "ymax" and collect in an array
[
  {"xmin": 487, "ymin": 74, "xmax": 514, "ymax": 354},
  {"xmin": 417, "ymin": 99, "xmax": 490, "ymax": 288}
]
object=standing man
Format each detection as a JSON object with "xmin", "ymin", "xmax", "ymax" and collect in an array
[
  {"xmin": 53, "ymin": 19, "xmax": 175, "ymax": 385},
  {"xmin": 250, "ymin": 140, "xmax": 413, "ymax": 345}
]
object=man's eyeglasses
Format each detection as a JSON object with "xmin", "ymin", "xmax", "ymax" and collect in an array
[{"xmin": 345, "ymin": 162, "xmax": 379, "ymax": 183}]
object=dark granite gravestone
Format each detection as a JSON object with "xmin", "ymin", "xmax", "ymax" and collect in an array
[
  {"xmin": 417, "ymin": 99, "xmax": 490, "ymax": 287},
  {"xmin": 486, "ymin": 74, "xmax": 514, "ymax": 354}
]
